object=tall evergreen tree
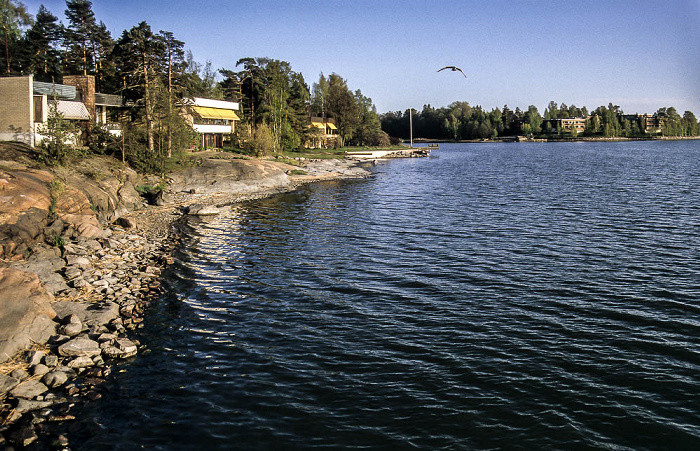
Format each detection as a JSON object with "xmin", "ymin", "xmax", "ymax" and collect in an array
[
  {"xmin": 23, "ymin": 4, "xmax": 61, "ymax": 80},
  {"xmin": 63, "ymin": 0, "xmax": 97, "ymax": 75},
  {"xmin": 157, "ymin": 30, "xmax": 185, "ymax": 157},
  {"xmin": 113, "ymin": 21, "xmax": 165, "ymax": 153}
]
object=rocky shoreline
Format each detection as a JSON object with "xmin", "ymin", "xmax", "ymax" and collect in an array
[{"xmin": 0, "ymin": 149, "xmax": 374, "ymax": 449}]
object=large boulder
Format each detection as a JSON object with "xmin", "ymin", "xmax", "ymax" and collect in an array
[
  {"xmin": 56, "ymin": 158, "xmax": 144, "ymax": 222},
  {"xmin": 0, "ymin": 268, "xmax": 57, "ymax": 362},
  {"xmin": 52, "ymin": 301, "xmax": 120, "ymax": 328},
  {"xmin": 0, "ymin": 169, "xmax": 53, "ymax": 259},
  {"xmin": 169, "ymin": 158, "xmax": 290, "ymax": 195}
]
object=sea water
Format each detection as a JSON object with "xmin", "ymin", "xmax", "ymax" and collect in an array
[{"xmin": 74, "ymin": 140, "xmax": 700, "ymax": 450}]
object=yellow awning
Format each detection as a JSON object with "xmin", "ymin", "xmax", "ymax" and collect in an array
[
  {"xmin": 326, "ymin": 122, "xmax": 337, "ymax": 130},
  {"xmin": 310, "ymin": 121, "xmax": 326, "ymax": 129},
  {"xmin": 193, "ymin": 106, "xmax": 240, "ymax": 120}
]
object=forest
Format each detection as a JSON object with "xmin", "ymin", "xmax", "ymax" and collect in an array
[
  {"xmin": 381, "ymin": 101, "xmax": 700, "ymax": 142},
  {"xmin": 1, "ymin": 0, "xmax": 388, "ymax": 171}
]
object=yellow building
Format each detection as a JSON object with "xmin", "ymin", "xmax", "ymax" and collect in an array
[
  {"xmin": 181, "ymin": 97, "xmax": 240, "ymax": 148},
  {"xmin": 307, "ymin": 117, "xmax": 338, "ymax": 148}
]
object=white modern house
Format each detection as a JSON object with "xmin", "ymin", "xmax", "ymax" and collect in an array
[
  {"xmin": 181, "ymin": 97, "xmax": 240, "ymax": 149},
  {"xmin": 0, "ymin": 75, "xmax": 122, "ymax": 146}
]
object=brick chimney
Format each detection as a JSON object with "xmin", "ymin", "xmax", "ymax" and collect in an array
[{"xmin": 62, "ymin": 75, "xmax": 96, "ymax": 121}]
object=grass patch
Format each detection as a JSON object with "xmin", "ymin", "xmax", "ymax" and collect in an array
[
  {"xmin": 48, "ymin": 178, "xmax": 65, "ymax": 219},
  {"xmin": 134, "ymin": 182, "xmax": 166, "ymax": 195},
  {"xmin": 51, "ymin": 233, "xmax": 65, "ymax": 250},
  {"xmin": 289, "ymin": 169, "xmax": 307, "ymax": 176}
]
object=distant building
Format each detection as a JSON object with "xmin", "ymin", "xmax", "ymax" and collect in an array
[
  {"xmin": 619, "ymin": 113, "xmax": 663, "ymax": 133},
  {"xmin": 307, "ymin": 117, "xmax": 338, "ymax": 148},
  {"xmin": 0, "ymin": 74, "xmax": 122, "ymax": 146},
  {"xmin": 542, "ymin": 117, "xmax": 588, "ymax": 134},
  {"xmin": 181, "ymin": 97, "xmax": 240, "ymax": 149}
]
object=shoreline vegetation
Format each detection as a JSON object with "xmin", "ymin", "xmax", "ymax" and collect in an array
[{"xmin": 410, "ymin": 135, "xmax": 700, "ymax": 144}]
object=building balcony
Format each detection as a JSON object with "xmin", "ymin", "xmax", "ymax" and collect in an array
[{"xmin": 192, "ymin": 124, "xmax": 233, "ymax": 134}]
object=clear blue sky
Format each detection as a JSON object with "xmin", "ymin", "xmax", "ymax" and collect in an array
[{"xmin": 23, "ymin": 0, "xmax": 700, "ymax": 115}]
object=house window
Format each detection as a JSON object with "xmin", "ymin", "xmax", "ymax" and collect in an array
[{"xmin": 33, "ymin": 96, "xmax": 43, "ymax": 123}]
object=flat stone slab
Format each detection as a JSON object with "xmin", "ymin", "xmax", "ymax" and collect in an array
[
  {"xmin": 0, "ymin": 373, "xmax": 20, "ymax": 395},
  {"xmin": 58, "ymin": 337, "xmax": 101, "ymax": 358},
  {"xmin": 186, "ymin": 204, "xmax": 220, "ymax": 216},
  {"xmin": 0, "ymin": 268, "xmax": 57, "ymax": 363},
  {"xmin": 10, "ymin": 379, "xmax": 48, "ymax": 399},
  {"xmin": 52, "ymin": 301, "xmax": 120, "ymax": 327}
]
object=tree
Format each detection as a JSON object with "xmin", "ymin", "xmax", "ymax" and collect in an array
[
  {"xmin": 63, "ymin": 0, "xmax": 97, "ymax": 76},
  {"xmin": 37, "ymin": 96, "xmax": 79, "ymax": 165},
  {"xmin": 157, "ymin": 30, "xmax": 185, "ymax": 157},
  {"xmin": 523, "ymin": 105, "xmax": 542, "ymax": 133},
  {"xmin": 1, "ymin": 0, "xmax": 31, "ymax": 74},
  {"xmin": 23, "ymin": 5, "xmax": 60, "ymax": 80},
  {"xmin": 354, "ymin": 89, "xmax": 383, "ymax": 146},
  {"xmin": 682, "ymin": 111, "xmax": 699, "ymax": 136},
  {"xmin": 311, "ymin": 73, "xmax": 329, "ymax": 120},
  {"xmin": 90, "ymin": 21, "xmax": 114, "ymax": 91},
  {"xmin": 113, "ymin": 21, "xmax": 165, "ymax": 154},
  {"xmin": 326, "ymin": 73, "xmax": 359, "ymax": 145}
]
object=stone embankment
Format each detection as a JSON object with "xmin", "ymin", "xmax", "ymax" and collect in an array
[{"xmin": 0, "ymin": 144, "xmax": 372, "ymax": 448}]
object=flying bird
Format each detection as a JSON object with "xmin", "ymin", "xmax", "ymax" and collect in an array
[{"xmin": 437, "ymin": 66, "xmax": 467, "ymax": 78}]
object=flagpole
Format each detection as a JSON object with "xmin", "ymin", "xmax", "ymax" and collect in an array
[{"xmin": 409, "ymin": 108, "xmax": 413, "ymax": 148}]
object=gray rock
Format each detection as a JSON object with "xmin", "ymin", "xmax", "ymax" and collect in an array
[
  {"xmin": 186, "ymin": 204, "xmax": 220, "ymax": 216},
  {"xmin": 52, "ymin": 301, "xmax": 120, "ymax": 328},
  {"xmin": 10, "ymin": 368, "xmax": 29, "ymax": 381},
  {"xmin": 0, "ymin": 373, "xmax": 20, "ymax": 394},
  {"xmin": 93, "ymin": 279, "xmax": 109, "ymax": 288},
  {"xmin": 66, "ymin": 356, "xmax": 94, "ymax": 368},
  {"xmin": 64, "ymin": 266, "xmax": 82, "ymax": 280},
  {"xmin": 42, "ymin": 369, "xmax": 70, "ymax": 388},
  {"xmin": 44, "ymin": 354, "xmax": 59, "ymax": 367},
  {"xmin": 58, "ymin": 337, "xmax": 101, "ymax": 358},
  {"xmin": 102, "ymin": 337, "xmax": 138, "ymax": 359},
  {"xmin": 61, "ymin": 322, "xmax": 83, "ymax": 337},
  {"xmin": 10, "ymin": 379, "xmax": 48, "ymax": 399},
  {"xmin": 65, "ymin": 255, "xmax": 91, "ymax": 267},
  {"xmin": 31, "ymin": 363, "xmax": 50, "ymax": 377},
  {"xmin": 0, "ymin": 268, "xmax": 57, "ymax": 363},
  {"xmin": 15, "ymin": 398, "xmax": 59, "ymax": 414},
  {"xmin": 13, "ymin": 254, "xmax": 64, "ymax": 274},
  {"xmin": 115, "ymin": 217, "xmax": 134, "ymax": 229},
  {"xmin": 25, "ymin": 350, "xmax": 45, "ymax": 366},
  {"xmin": 9, "ymin": 424, "xmax": 38, "ymax": 447},
  {"xmin": 97, "ymin": 332, "xmax": 117, "ymax": 343},
  {"xmin": 72, "ymin": 277, "xmax": 89, "ymax": 288}
]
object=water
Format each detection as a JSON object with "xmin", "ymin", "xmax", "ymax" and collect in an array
[{"xmin": 74, "ymin": 141, "xmax": 700, "ymax": 450}]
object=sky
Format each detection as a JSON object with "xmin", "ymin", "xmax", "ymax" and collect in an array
[{"xmin": 22, "ymin": 0, "xmax": 700, "ymax": 115}]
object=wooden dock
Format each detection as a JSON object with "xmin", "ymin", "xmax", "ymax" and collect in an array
[{"xmin": 345, "ymin": 147, "xmax": 430, "ymax": 160}]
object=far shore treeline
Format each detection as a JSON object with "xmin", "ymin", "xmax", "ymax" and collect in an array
[
  {"xmin": 1, "ymin": 0, "xmax": 388, "ymax": 171},
  {"xmin": 381, "ymin": 102, "xmax": 700, "ymax": 141}
]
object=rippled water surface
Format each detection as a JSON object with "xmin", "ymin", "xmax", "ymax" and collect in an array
[{"xmin": 76, "ymin": 141, "xmax": 699, "ymax": 450}]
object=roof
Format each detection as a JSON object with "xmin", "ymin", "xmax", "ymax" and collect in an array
[
  {"xmin": 33, "ymin": 82, "xmax": 76, "ymax": 100},
  {"xmin": 192, "ymin": 97, "xmax": 239, "ymax": 111},
  {"xmin": 192, "ymin": 106, "xmax": 240, "ymax": 121},
  {"xmin": 55, "ymin": 100, "xmax": 90, "ymax": 120}
]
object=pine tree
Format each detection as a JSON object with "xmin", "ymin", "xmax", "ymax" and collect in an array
[
  {"xmin": 23, "ymin": 5, "xmax": 61, "ymax": 80},
  {"xmin": 64, "ymin": 0, "xmax": 98, "ymax": 76}
]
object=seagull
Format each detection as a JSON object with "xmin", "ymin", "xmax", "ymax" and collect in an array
[{"xmin": 437, "ymin": 66, "xmax": 467, "ymax": 78}]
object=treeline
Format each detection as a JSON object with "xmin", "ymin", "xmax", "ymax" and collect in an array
[
  {"xmin": 381, "ymin": 101, "xmax": 700, "ymax": 141},
  {"xmin": 1, "ymin": 0, "xmax": 387, "ymax": 171}
]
